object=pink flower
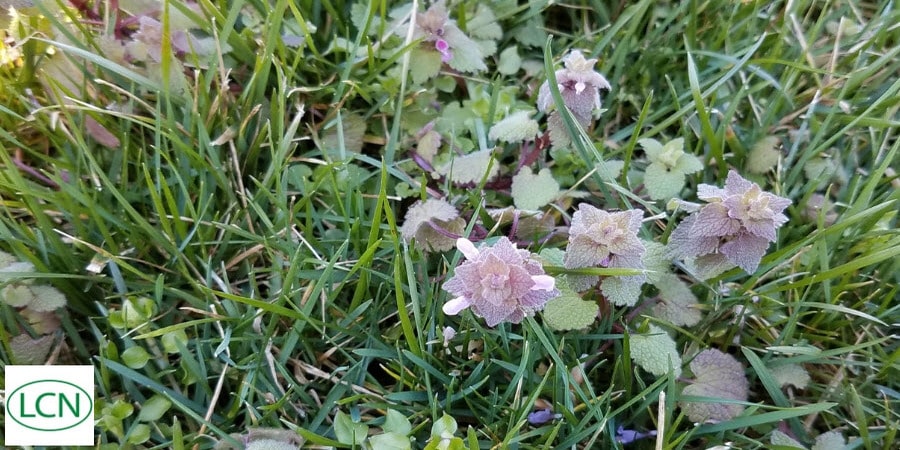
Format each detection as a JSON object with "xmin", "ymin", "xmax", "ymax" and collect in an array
[
  {"xmin": 537, "ymin": 50, "xmax": 611, "ymax": 124},
  {"xmin": 668, "ymin": 170, "xmax": 791, "ymax": 276},
  {"xmin": 442, "ymin": 237, "xmax": 558, "ymax": 326}
]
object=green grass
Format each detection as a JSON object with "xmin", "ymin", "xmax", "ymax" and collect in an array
[{"xmin": 1, "ymin": 0, "xmax": 898, "ymax": 449}]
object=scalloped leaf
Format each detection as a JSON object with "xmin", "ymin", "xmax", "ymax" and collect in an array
[
  {"xmin": 651, "ymin": 274, "xmax": 701, "ymax": 327},
  {"xmin": 811, "ymin": 431, "xmax": 846, "ymax": 450},
  {"xmin": 489, "ymin": 110, "xmax": 538, "ymax": 143},
  {"xmin": 10, "ymin": 333, "xmax": 54, "ymax": 365},
  {"xmin": 680, "ymin": 349, "xmax": 749, "ymax": 423},
  {"xmin": 26, "ymin": 284, "xmax": 67, "ymax": 312},
  {"xmin": 770, "ymin": 430, "xmax": 805, "ymax": 448},
  {"xmin": 596, "ymin": 159, "xmax": 625, "ymax": 181},
  {"xmin": 1, "ymin": 284, "xmax": 34, "ymax": 307},
  {"xmin": 438, "ymin": 150, "xmax": 499, "ymax": 184},
  {"xmin": 417, "ymin": 129, "xmax": 442, "ymax": 163},
  {"xmin": 769, "ymin": 361, "xmax": 811, "ymax": 389},
  {"xmin": 601, "ymin": 275, "xmax": 643, "ymax": 307},
  {"xmin": 0, "ymin": 250, "xmax": 17, "ymax": 268},
  {"xmin": 642, "ymin": 240, "xmax": 671, "ymax": 284},
  {"xmin": 645, "ymin": 162, "xmax": 687, "ymax": 200},
  {"xmin": 410, "ymin": 47, "xmax": 444, "ymax": 84},
  {"xmin": 497, "ymin": 45, "xmax": 522, "ymax": 75},
  {"xmin": 630, "ymin": 325, "xmax": 682, "ymax": 377},
  {"xmin": 542, "ymin": 290, "xmax": 598, "ymax": 331},
  {"xmin": 511, "ymin": 167, "xmax": 559, "ymax": 210},
  {"xmin": 747, "ymin": 135, "xmax": 781, "ymax": 174}
]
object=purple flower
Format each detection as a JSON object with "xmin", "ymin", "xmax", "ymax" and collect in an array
[
  {"xmin": 442, "ymin": 237, "xmax": 558, "ymax": 327},
  {"xmin": 615, "ymin": 425, "xmax": 657, "ymax": 444},
  {"xmin": 564, "ymin": 205, "xmax": 646, "ymax": 300},
  {"xmin": 537, "ymin": 50, "xmax": 611, "ymax": 125},
  {"xmin": 668, "ymin": 170, "xmax": 791, "ymax": 276},
  {"xmin": 527, "ymin": 408, "xmax": 561, "ymax": 425}
]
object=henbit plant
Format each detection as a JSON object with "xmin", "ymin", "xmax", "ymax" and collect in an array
[{"xmin": 1, "ymin": 0, "xmax": 898, "ymax": 449}]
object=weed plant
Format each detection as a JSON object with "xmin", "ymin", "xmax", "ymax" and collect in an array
[{"xmin": 0, "ymin": 0, "xmax": 897, "ymax": 449}]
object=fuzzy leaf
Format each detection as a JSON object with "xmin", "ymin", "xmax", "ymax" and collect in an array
[
  {"xmin": 489, "ymin": 110, "xmax": 538, "ymax": 143},
  {"xmin": 514, "ymin": 17, "xmax": 547, "ymax": 47},
  {"xmin": 21, "ymin": 308, "xmax": 61, "ymax": 334},
  {"xmin": 320, "ymin": 113, "xmax": 366, "ymax": 160},
  {"xmin": 467, "ymin": 5, "xmax": 502, "ymax": 41},
  {"xmin": 410, "ymin": 47, "xmax": 444, "ymax": 84},
  {"xmin": 770, "ymin": 430, "xmax": 805, "ymax": 448},
  {"xmin": 443, "ymin": 27, "xmax": 486, "ymax": 73},
  {"xmin": 651, "ymin": 274, "xmax": 701, "ymax": 327},
  {"xmin": 417, "ymin": 129, "xmax": 442, "ymax": 163},
  {"xmin": 644, "ymin": 162, "xmax": 687, "ymax": 200},
  {"xmin": 542, "ymin": 290, "xmax": 598, "ymax": 331},
  {"xmin": 511, "ymin": 168, "xmax": 559, "ymax": 210},
  {"xmin": 497, "ymin": 45, "xmax": 522, "ymax": 75},
  {"xmin": 596, "ymin": 159, "xmax": 625, "ymax": 181},
  {"xmin": 334, "ymin": 411, "xmax": 368, "ymax": 445},
  {"xmin": 0, "ymin": 250, "xmax": 16, "ymax": 268},
  {"xmin": 601, "ymin": 275, "xmax": 643, "ymax": 307},
  {"xmin": 25, "ymin": 284, "xmax": 67, "ymax": 312},
  {"xmin": 245, "ymin": 439, "xmax": 300, "ymax": 450},
  {"xmin": 630, "ymin": 325, "xmax": 683, "ymax": 377},
  {"xmin": 438, "ymin": 150, "xmax": 498, "ymax": 184},
  {"xmin": 1, "ymin": 283, "xmax": 33, "ymax": 307},
  {"xmin": 400, "ymin": 199, "xmax": 463, "ymax": 252},
  {"xmin": 747, "ymin": 135, "xmax": 781, "ymax": 174},
  {"xmin": 642, "ymin": 241, "xmax": 671, "ymax": 284},
  {"xmin": 811, "ymin": 431, "xmax": 846, "ymax": 450},
  {"xmin": 10, "ymin": 333, "xmax": 54, "ymax": 365},
  {"xmin": 680, "ymin": 349, "xmax": 749, "ymax": 423},
  {"xmin": 769, "ymin": 361, "xmax": 811, "ymax": 389}
]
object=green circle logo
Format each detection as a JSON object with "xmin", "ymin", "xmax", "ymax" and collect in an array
[{"xmin": 7, "ymin": 379, "xmax": 94, "ymax": 431}]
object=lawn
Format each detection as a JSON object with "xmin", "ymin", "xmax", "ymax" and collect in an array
[{"xmin": 0, "ymin": 0, "xmax": 897, "ymax": 449}]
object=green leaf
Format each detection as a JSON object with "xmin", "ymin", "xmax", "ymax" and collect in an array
[
  {"xmin": 768, "ymin": 361, "xmax": 811, "ymax": 389},
  {"xmin": 644, "ymin": 162, "xmax": 687, "ymax": 200},
  {"xmin": 369, "ymin": 432, "xmax": 412, "ymax": 450},
  {"xmin": 489, "ymin": 110, "xmax": 538, "ymax": 143},
  {"xmin": 334, "ymin": 411, "xmax": 369, "ymax": 445},
  {"xmin": 121, "ymin": 346, "xmax": 151, "ymax": 369},
  {"xmin": 417, "ymin": 129, "xmax": 442, "ymax": 163},
  {"xmin": 811, "ymin": 431, "xmax": 846, "ymax": 450},
  {"xmin": 138, "ymin": 395, "xmax": 172, "ymax": 422},
  {"xmin": 747, "ymin": 135, "xmax": 782, "ymax": 174},
  {"xmin": 430, "ymin": 413, "xmax": 458, "ymax": 440},
  {"xmin": 641, "ymin": 241, "xmax": 671, "ymax": 284},
  {"xmin": 382, "ymin": 409, "xmax": 412, "ymax": 435},
  {"xmin": 497, "ymin": 45, "xmax": 521, "ymax": 75},
  {"xmin": 600, "ymin": 275, "xmax": 643, "ymax": 307},
  {"xmin": 438, "ymin": 150, "xmax": 498, "ymax": 184},
  {"xmin": 511, "ymin": 167, "xmax": 559, "ymax": 210},
  {"xmin": 629, "ymin": 325, "xmax": 682, "ymax": 377},
  {"xmin": 410, "ymin": 47, "xmax": 443, "ymax": 84},
  {"xmin": 542, "ymin": 290, "xmax": 598, "ymax": 331},
  {"xmin": 245, "ymin": 439, "xmax": 301, "ymax": 450},
  {"xmin": 25, "ymin": 284, "xmax": 67, "ymax": 311},
  {"xmin": 770, "ymin": 429, "xmax": 806, "ymax": 448},
  {"xmin": 651, "ymin": 273, "xmax": 701, "ymax": 327},
  {"xmin": 467, "ymin": 5, "xmax": 502, "ymax": 41},
  {"xmin": 320, "ymin": 113, "xmax": 366, "ymax": 160},
  {"xmin": 161, "ymin": 329, "xmax": 188, "ymax": 354},
  {"xmin": 128, "ymin": 423, "xmax": 151, "ymax": 444},
  {"xmin": 596, "ymin": 159, "xmax": 625, "ymax": 181},
  {"xmin": 1, "ymin": 283, "xmax": 33, "ymax": 307}
]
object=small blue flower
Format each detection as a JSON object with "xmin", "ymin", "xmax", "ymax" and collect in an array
[{"xmin": 527, "ymin": 408, "xmax": 561, "ymax": 426}]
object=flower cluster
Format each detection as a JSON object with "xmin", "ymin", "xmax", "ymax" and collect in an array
[
  {"xmin": 667, "ymin": 170, "xmax": 791, "ymax": 278},
  {"xmin": 411, "ymin": 1, "xmax": 486, "ymax": 72},
  {"xmin": 564, "ymin": 205, "xmax": 646, "ymax": 304},
  {"xmin": 537, "ymin": 50, "xmax": 611, "ymax": 126},
  {"xmin": 442, "ymin": 237, "xmax": 558, "ymax": 327}
]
